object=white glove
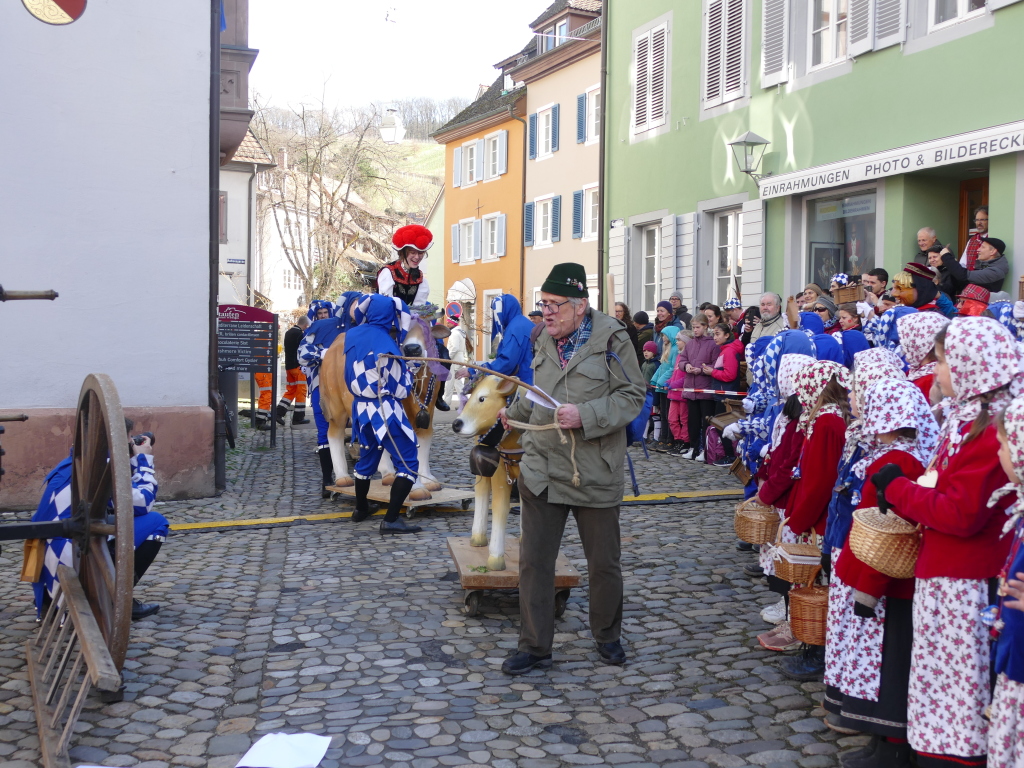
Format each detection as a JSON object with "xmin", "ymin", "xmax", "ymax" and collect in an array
[
  {"xmin": 723, "ymin": 423, "xmax": 742, "ymax": 442},
  {"xmin": 742, "ymin": 398, "xmax": 754, "ymax": 413},
  {"xmin": 760, "ymin": 444, "xmax": 770, "ymax": 458},
  {"xmin": 856, "ymin": 301, "xmax": 873, "ymax": 321},
  {"xmin": 1014, "ymin": 301, "xmax": 1024, "ymax": 320}
]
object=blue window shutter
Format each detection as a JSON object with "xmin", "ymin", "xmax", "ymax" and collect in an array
[
  {"xmin": 452, "ymin": 147, "xmax": 462, "ymax": 187},
  {"xmin": 524, "ymin": 203, "xmax": 535, "ymax": 247},
  {"xmin": 497, "ymin": 214, "xmax": 507, "ymax": 256},
  {"xmin": 497, "ymin": 130, "xmax": 508, "ymax": 175},
  {"xmin": 473, "ymin": 219, "xmax": 482, "ymax": 260},
  {"xmin": 576, "ymin": 94, "xmax": 587, "ymax": 143},
  {"xmin": 528, "ymin": 114, "xmax": 537, "ymax": 160},
  {"xmin": 551, "ymin": 195, "xmax": 562, "ymax": 242},
  {"xmin": 551, "ymin": 104, "xmax": 560, "ymax": 152},
  {"xmin": 451, "ymin": 224, "xmax": 460, "ymax": 262},
  {"xmin": 572, "ymin": 190, "xmax": 584, "ymax": 239}
]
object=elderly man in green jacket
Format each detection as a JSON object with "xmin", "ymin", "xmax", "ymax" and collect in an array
[{"xmin": 498, "ymin": 263, "xmax": 645, "ymax": 675}]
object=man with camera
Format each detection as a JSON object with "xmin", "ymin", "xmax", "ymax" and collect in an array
[{"xmin": 30, "ymin": 420, "xmax": 167, "ymax": 621}]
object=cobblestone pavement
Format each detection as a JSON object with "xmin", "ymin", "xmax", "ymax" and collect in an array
[{"xmin": 0, "ymin": 408, "xmax": 865, "ymax": 768}]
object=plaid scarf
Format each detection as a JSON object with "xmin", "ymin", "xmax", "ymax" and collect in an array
[
  {"xmin": 556, "ymin": 314, "xmax": 592, "ymax": 368},
  {"xmin": 965, "ymin": 232, "xmax": 984, "ymax": 271}
]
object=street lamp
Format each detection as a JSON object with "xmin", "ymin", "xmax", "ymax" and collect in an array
[
  {"xmin": 728, "ymin": 131, "xmax": 771, "ymax": 185},
  {"xmin": 380, "ymin": 106, "xmax": 406, "ymax": 145}
]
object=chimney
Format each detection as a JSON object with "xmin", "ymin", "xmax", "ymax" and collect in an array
[{"xmin": 277, "ymin": 147, "xmax": 288, "ymax": 170}]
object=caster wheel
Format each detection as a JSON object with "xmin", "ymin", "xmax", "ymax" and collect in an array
[
  {"xmin": 463, "ymin": 591, "xmax": 481, "ymax": 617},
  {"xmin": 462, "ymin": 499, "xmax": 471, "ymax": 510},
  {"xmin": 555, "ymin": 589, "xmax": 570, "ymax": 618}
]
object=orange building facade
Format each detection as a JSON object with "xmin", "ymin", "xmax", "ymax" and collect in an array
[{"xmin": 434, "ymin": 82, "xmax": 527, "ymax": 358}]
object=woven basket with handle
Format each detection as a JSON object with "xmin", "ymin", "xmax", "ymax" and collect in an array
[
  {"xmin": 848, "ymin": 507, "xmax": 921, "ymax": 580},
  {"xmin": 734, "ymin": 499, "xmax": 779, "ymax": 545},
  {"xmin": 771, "ymin": 517, "xmax": 822, "ymax": 585},
  {"xmin": 790, "ymin": 584, "xmax": 829, "ymax": 645}
]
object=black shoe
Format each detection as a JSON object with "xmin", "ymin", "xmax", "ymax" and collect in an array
[
  {"xmin": 292, "ymin": 417, "xmax": 310, "ymax": 425},
  {"xmin": 131, "ymin": 599, "xmax": 160, "ymax": 621},
  {"xmin": 435, "ymin": 398, "xmax": 451, "ymax": 412},
  {"xmin": 736, "ymin": 541, "xmax": 755, "ymax": 552},
  {"xmin": 379, "ymin": 517, "xmax": 422, "ymax": 535},
  {"xmin": 238, "ymin": 408, "xmax": 253, "ymax": 418},
  {"xmin": 779, "ymin": 646, "xmax": 826, "ymax": 681},
  {"xmin": 352, "ymin": 478, "xmax": 372, "ymax": 522},
  {"xmin": 743, "ymin": 563, "xmax": 765, "ymax": 577},
  {"xmin": 257, "ymin": 421, "xmax": 272, "ymax": 431},
  {"xmin": 840, "ymin": 736, "xmax": 879, "ymax": 767},
  {"xmin": 501, "ymin": 651, "xmax": 552, "ymax": 676},
  {"xmin": 843, "ymin": 738, "xmax": 909, "ymax": 768},
  {"xmin": 275, "ymin": 404, "xmax": 288, "ymax": 425},
  {"xmin": 596, "ymin": 641, "xmax": 626, "ymax": 665}
]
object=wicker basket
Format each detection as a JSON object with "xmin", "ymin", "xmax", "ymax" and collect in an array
[
  {"xmin": 734, "ymin": 499, "xmax": 779, "ymax": 545},
  {"xmin": 848, "ymin": 507, "xmax": 921, "ymax": 580},
  {"xmin": 771, "ymin": 518, "xmax": 822, "ymax": 584},
  {"xmin": 833, "ymin": 284, "xmax": 866, "ymax": 303},
  {"xmin": 790, "ymin": 585, "xmax": 829, "ymax": 646}
]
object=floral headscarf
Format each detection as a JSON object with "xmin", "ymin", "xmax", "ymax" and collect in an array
[
  {"xmin": 770, "ymin": 354, "xmax": 815, "ymax": 450},
  {"xmin": 863, "ymin": 306, "xmax": 917, "ymax": 358},
  {"xmin": 938, "ymin": 317, "xmax": 1024, "ymax": 462},
  {"xmin": 896, "ymin": 311, "xmax": 948, "ymax": 383},
  {"xmin": 794, "ymin": 360, "xmax": 849, "ymax": 438},
  {"xmin": 844, "ymin": 347, "xmax": 908, "ymax": 464},
  {"xmin": 854, "ymin": 379, "xmax": 940, "ymax": 478},
  {"xmin": 988, "ymin": 393, "xmax": 1024, "ymax": 532}
]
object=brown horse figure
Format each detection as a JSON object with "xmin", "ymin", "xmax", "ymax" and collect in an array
[
  {"xmin": 318, "ymin": 312, "xmax": 444, "ymax": 501},
  {"xmin": 451, "ymin": 374, "xmax": 523, "ymax": 571}
]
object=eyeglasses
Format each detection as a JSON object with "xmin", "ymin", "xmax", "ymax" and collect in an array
[
  {"xmin": 813, "ymin": 306, "xmax": 829, "ymax": 313},
  {"xmin": 536, "ymin": 299, "xmax": 571, "ymax": 314}
]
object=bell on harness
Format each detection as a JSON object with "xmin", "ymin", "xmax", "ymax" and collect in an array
[
  {"xmin": 469, "ymin": 444, "xmax": 501, "ymax": 477},
  {"xmin": 415, "ymin": 409, "xmax": 431, "ymax": 430}
]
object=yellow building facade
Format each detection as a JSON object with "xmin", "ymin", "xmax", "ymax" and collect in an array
[{"xmin": 434, "ymin": 81, "xmax": 527, "ymax": 358}]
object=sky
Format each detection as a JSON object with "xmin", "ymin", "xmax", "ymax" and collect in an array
[{"xmin": 248, "ymin": 0, "xmax": 544, "ymax": 111}]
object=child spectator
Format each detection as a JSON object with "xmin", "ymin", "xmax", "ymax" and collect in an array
[
  {"xmin": 650, "ymin": 326, "xmax": 681, "ymax": 452},
  {"xmin": 666, "ymin": 332, "xmax": 691, "ymax": 454},
  {"xmin": 677, "ymin": 315, "xmax": 719, "ymax": 461},
  {"xmin": 703, "ymin": 322, "xmax": 745, "ymax": 465}
]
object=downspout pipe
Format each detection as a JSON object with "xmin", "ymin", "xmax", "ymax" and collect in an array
[
  {"xmin": 509, "ymin": 105, "xmax": 527, "ymax": 305},
  {"xmin": 246, "ymin": 163, "xmax": 256, "ymax": 304},
  {"xmin": 597, "ymin": 3, "xmax": 609, "ymax": 312},
  {"xmin": 210, "ymin": 0, "xmax": 226, "ymax": 494}
]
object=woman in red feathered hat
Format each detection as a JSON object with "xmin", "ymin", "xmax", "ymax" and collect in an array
[{"xmin": 377, "ymin": 224, "xmax": 433, "ymax": 307}]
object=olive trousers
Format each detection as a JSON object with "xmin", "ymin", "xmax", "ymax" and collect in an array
[{"xmin": 517, "ymin": 482, "xmax": 624, "ymax": 656}]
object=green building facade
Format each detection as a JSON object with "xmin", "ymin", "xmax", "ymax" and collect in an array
[{"xmin": 604, "ymin": 0, "xmax": 1024, "ymax": 315}]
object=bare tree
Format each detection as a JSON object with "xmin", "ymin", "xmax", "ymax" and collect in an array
[{"xmin": 252, "ymin": 98, "xmax": 400, "ymax": 302}]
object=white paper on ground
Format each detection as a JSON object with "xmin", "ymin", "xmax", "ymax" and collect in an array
[
  {"xmin": 235, "ymin": 732, "xmax": 333, "ymax": 768},
  {"xmin": 525, "ymin": 386, "xmax": 561, "ymax": 409}
]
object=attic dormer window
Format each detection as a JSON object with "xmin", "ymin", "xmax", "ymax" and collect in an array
[{"xmin": 539, "ymin": 18, "xmax": 570, "ymax": 53}]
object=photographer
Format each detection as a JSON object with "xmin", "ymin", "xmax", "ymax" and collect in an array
[{"xmin": 30, "ymin": 419, "xmax": 167, "ymax": 621}]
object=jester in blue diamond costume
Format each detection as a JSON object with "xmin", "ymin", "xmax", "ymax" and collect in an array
[
  {"xmin": 29, "ymin": 448, "xmax": 167, "ymax": 618},
  {"xmin": 485, "ymin": 294, "xmax": 535, "ymax": 386},
  {"xmin": 344, "ymin": 294, "xmax": 420, "ymax": 484}
]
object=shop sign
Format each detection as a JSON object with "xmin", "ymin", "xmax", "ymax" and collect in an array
[
  {"xmin": 760, "ymin": 120, "xmax": 1024, "ymax": 200},
  {"xmin": 816, "ymin": 195, "xmax": 875, "ymax": 221}
]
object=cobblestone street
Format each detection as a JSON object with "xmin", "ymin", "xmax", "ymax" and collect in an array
[{"xmin": 0, "ymin": 410, "xmax": 866, "ymax": 768}]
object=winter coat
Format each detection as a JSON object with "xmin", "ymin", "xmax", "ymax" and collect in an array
[
  {"xmin": 666, "ymin": 357, "xmax": 686, "ymax": 402},
  {"xmin": 710, "ymin": 338, "xmax": 745, "ymax": 390},
  {"xmin": 651, "ymin": 327, "xmax": 681, "ymax": 392},
  {"xmin": 641, "ymin": 358, "xmax": 660, "ymax": 384},
  {"xmin": 785, "ymin": 413, "xmax": 847, "ymax": 536},
  {"xmin": 675, "ymin": 334, "xmax": 718, "ymax": 401},
  {"xmin": 485, "ymin": 294, "xmax": 535, "ymax": 386},
  {"xmin": 938, "ymin": 251, "xmax": 1010, "ymax": 295},
  {"xmin": 505, "ymin": 308, "xmax": 645, "ymax": 508}
]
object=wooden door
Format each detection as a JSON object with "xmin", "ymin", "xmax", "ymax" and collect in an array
[{"xmin": 959, "ymin": 177, "xmax": 989, "ymax": 255}]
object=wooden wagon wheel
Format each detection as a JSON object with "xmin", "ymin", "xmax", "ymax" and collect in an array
[{"xmin": 70, "ymin": 373, "xmax": 134, "ymax": 670}]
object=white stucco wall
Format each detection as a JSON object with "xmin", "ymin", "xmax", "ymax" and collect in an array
[
  {"xmin": 0, "ymin": 0, "xmax": 212, "ymax": 409},
  {"xmin": 219, "ymin": 166, "xmax": 255, "ymax": 304}
]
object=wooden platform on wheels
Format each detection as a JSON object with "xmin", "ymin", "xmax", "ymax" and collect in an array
[
  {"xmin": 447, "ymin": 536, "xmax": 581, "ymax": 617},
  {"xmin": 326, "ymin": 480, "xmax": 475, "ymax": 517}
]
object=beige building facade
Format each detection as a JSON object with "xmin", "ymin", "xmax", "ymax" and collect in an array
[{"xmin": 511, "ymin": 7, "xmax": 603, "ymax": 308}]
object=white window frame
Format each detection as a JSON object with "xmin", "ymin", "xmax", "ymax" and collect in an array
[
  {"xmin": 585, "ymin": 84, "xmax": 601, "ymax": 145},
  {"xmin": 557, "ymin": 19, "xmax": 569, "ymax": 44},
  {"xmin": 713, "ymin": 209, "xmax": 744, "ymax": 306},
  {"xmin": 542, "ymin": 25, "xmax": 556, "ymax": 51},
  {"xmin": 485, "ymin": 134, "xmax": 500, "ymax": 180},
  {"xmin": 633, "ymin": 22, "xmax": 670, "ymax": 135},
  {"xmin": 482, "ymin": 213, "xmax": 500, "ymax": 261},
  {"xmin": 537, "ymin": 105, "xmax": 554, "ymax": 159},
  {"xmin": 462, "ymin": 141, "xmax": 478, "ymax": 186},
  {"xmin": 928, "ymin": 0, "xmax": 987, "ymax": 31},
  {"xmin": 641, "ymin": 223, "xmax": 661, "ymax": 314},
  {"xmin": 582, "ymin": 184, "xmax": 600, "ymax": 242},
  {"xmin": 808, "ymin": 0, "xmax": 850, "ymax": 71},
  {"xmin": 534, "ymin": 194, "xmax": 554, "ymax": 249},
  {"xmin": 459, "ymin": 217, "xmax": 476, "ymax": 265},
  {"xmin": 702, "ymin": 0, "xmax": 747, "ymax": 110},
  {"xmin": 481, "ymin": 288, "xmax": 503, "ymax": 360}
]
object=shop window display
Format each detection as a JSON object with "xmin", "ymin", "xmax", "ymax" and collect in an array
[{"xmin": 806, "ymin": 192, "xmax": 876, "ymax": 288}]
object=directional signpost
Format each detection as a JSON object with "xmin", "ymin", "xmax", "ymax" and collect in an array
[{"xmin": 217, "ymin": 304, "xmax": 279, "ymax": 447}]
